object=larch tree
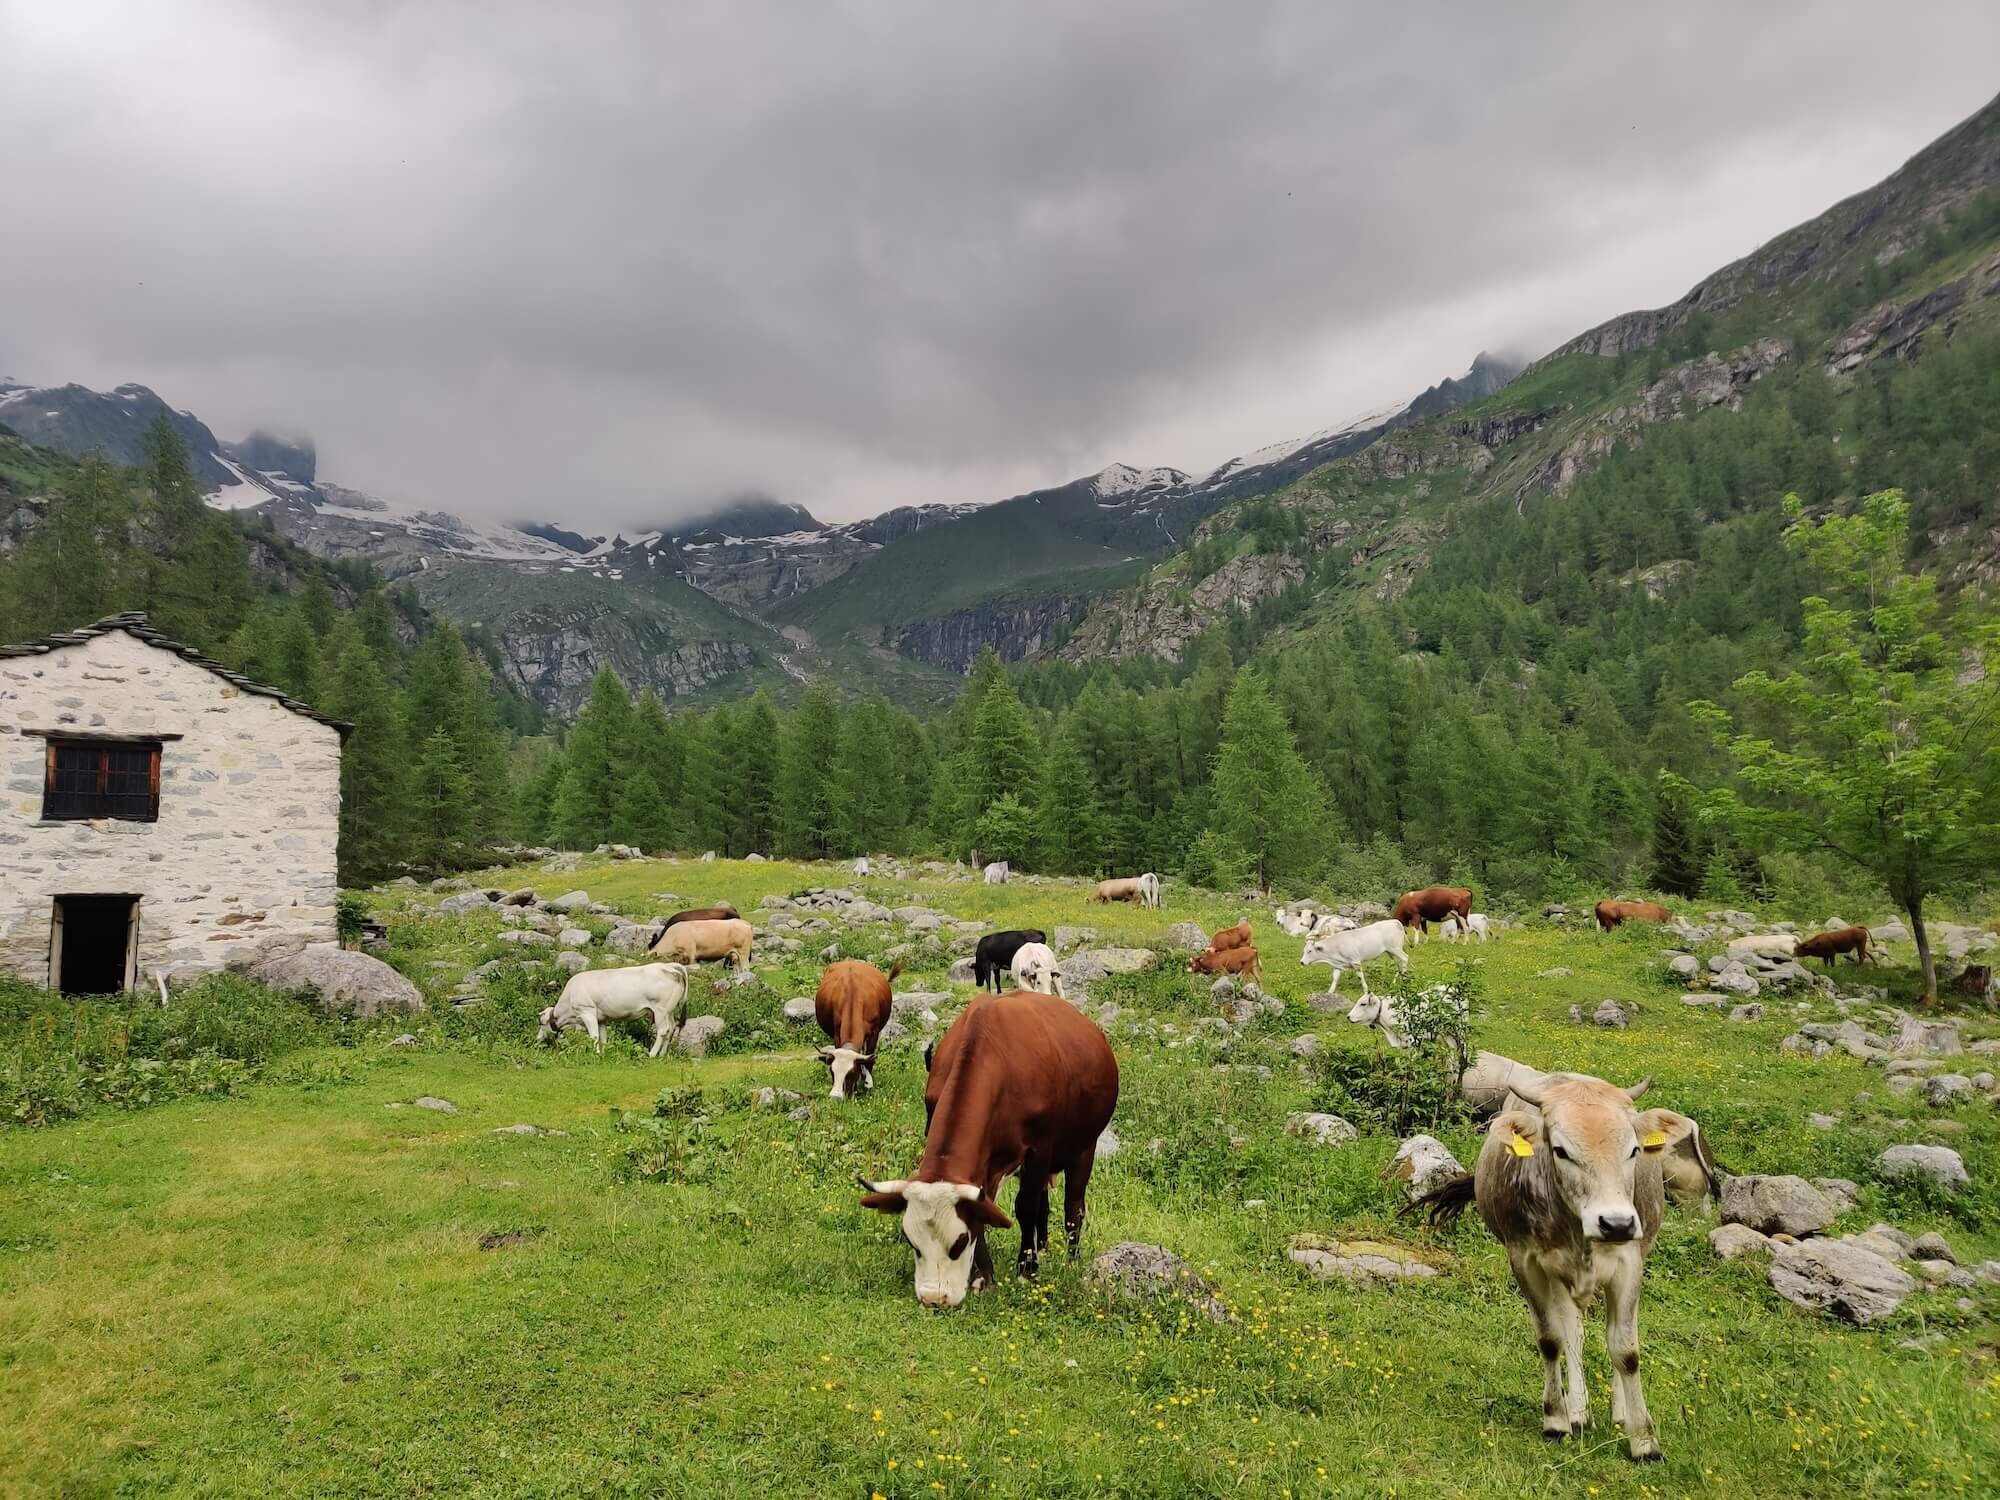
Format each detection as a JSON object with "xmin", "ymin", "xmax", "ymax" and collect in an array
[{"xmin": 1211, "ymin": 667, "xmax": 1326, "ymax": 892}]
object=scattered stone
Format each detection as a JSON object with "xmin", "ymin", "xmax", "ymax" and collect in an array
[
  {"xmin": 1972, "ymin": 1071, "xmax": 1995, "ymax": 1091},
  {"xmin": 1892, "ymin": 1017, "xmax": 1961, "ymax": 1056},
  {"xmin": 226, "ymin": 937, "xmax": 426, "ymax": 1019},
  {"xmin": 675, "ymin": 1016, "xmax": 726, "ymax": 1058},
  {"xmin": 698, "ymin": 851, "xmax": 716, "ymax": 862},
  {"xmin": 1536, "ymin": 968, "xmax": 1572, "ymax": 979},
  {"xmin": 1709, "ymin": 1223, "xmax": 1774, "ymax": 1260},
  {"xmin": 1285, "ymin": 1112, "xmax": 1357, "ymax": 1147},
  {"xmin": 1806, "ymin": 1113, "xmax": 1840, "ymax": 1131},
  {"xmin": 436, "ymin": 891, "xmax": 493, "ymax": 915},
  {"xmin": 604, "ymin": 925, "xmax": 654, "ymax": 956},
  {"xmin": 544, "ymin": 890, "xmax": 593, "ymax": 914},
  {"xmin": 556, "ymin": 927, "xmax": 591, "ymax": 948},
  {"xmin": 1386, "ymin": 1135, "xmax": 1464, "ymax": 1199},
  {"xmin": 877, "ymin": 1019, "xmax": 908, "ymax": 1047},
  {"xmin": 1712, "ymin": 962, "xmax": 1760, "ymax": 997},
  {"xmin": 1096, "ymin": 1125, "xmax": 1122, "ymax": 1158},
  {"xmin": 1089, "ymin": 1242, "xmax": 1231, "ymax": 1323},
  {"xmin": 1051, "ymin": 926, "xmax": 1097, "ymax": 951},
  {"xmin": 387, "ymin": 1033, "xmax": 419, "ymax": 1048},
  {"xmin": 781, "ymin": 997, "xmax": 816, "ymax": 1024},
  {"xmin": 1909, "ymin": 1231, "xmax": 1955, "ymax": 1265},
  {"xmin": 1289, "ymin": 1034, "xmax": 1322, "ymax": 1060},
  {"xmin": 1728, "ymin": 1003, "xmax": 1765, "ymax": 1023},
  {"xmin": 1686, "ymin": 994, "xmax": 1728, "ymax": 1010},
  {"xmin": 1844, "ymin": 1230, "xmax": 1909, "ymax": 1262},
  {"xmin": 413, "ymin": 1096, "xmax": 457, "ymax": 1114},
  {"xmin": 1721, "ymin": 1175, "xmax": 1837, "ymax": 1237},
  {"xmin": 1668, "ymin": 954, "xmax": 1701, "ymax": 980},
  {"xmin": 1875, "ymin": 1144, "xmax": 1969, "ymax": 1192},
  {"xmin": 785, "ymin": 1105, "xmax": 812, "ymax": 1122},
  {"xmin": 1160, "ymin": 922, "xmax": 1209, "ymax": 952},
  {"xmin": 1782, "ymin": 1033, "xmax": 1833, "ymax": 1057},
  {"xmin": 1589, "ymin": 1000, "xmax": 1630, "ymax": 1028},
  {"xmin": 1924, "ymin": 1073, "xmax": 1974, "ymax": 1106},
  {"xmin": 552, "ymin": 951, "xmax": 588, "ymax": 975},
  {"xmin": 948, "ymin": 957, "xmax": 978, "ymax": 985},
  {"xmin": 1287, "ymin": 1233, "xmax": 1442, "ymax": 1285},
  {"xmin": 1812, "ymin": 1178, "xmax": 1860, "ymax": 1214},
  {"xmin": 492, "ymin": 1123, "xmax": 565, "ymax": 1136},
  {"xmin": 500, "ymin": 888, "xmax": 536, "ymax": 906},
  {"xmin": 497, "ymin": 929, "xmax": 555, "ymax": 948},
  {"xmin": 1865, "ymin": 1222, "xmax": 1917, "ymax": 1255},
  {"xmin": 1768, "ymin": 1238, "xmax": 1917, "ymax": 1326},
  {"xmin": 1976, "ymin": 1261, "xmax": 2000, "ymax": 1285},
  {"xmin": 751, "ymin": 1087, "xmax": 804, "ymax": 1109}
]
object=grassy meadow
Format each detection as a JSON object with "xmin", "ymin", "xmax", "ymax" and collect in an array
[{"xmin": 2, "ymin": 855, "xmax": 1997, "ymax": 1498}]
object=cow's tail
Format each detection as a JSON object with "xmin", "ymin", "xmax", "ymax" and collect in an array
[
  {"xmin": 886, "ymin": 960, "xmax": 905, "ymax": 983},
  {"xmin": 648, "ymin": 921, "xmax": 669, "ymax": 950},
  {"xmin": 1401, "ymin": 1171, "xmax": 1476, "ymax": 1227}
]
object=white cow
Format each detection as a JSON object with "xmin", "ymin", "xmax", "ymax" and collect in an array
[
  {"xmin": 1726, "ymin": 932, "xmax": 1797, "ymax": 959},
  {"xmin": 537, "ymin": 962, "xmax": 689, "ymax": 1056},
  {"xmin": 1440, "ymin": 912, "xmax": 1494, "ymax": 943},
  {"xmin": 1347, "ymin": 983, "xmax": 1468, "ymax": 1049},
  {"xmin": 1301, "ymin": 918, "xmax": 1409, "ymax": 997},
  {"xmin": 854, "ymin": 856, "xmax": 871, "ymax": 877},
  {"xmin": 983, "ymin": 861, "xmax": 1010, "ymax": 885},
  {"xmin": 1009, "ymin": 941, "xmax": 1064, "ymax": 998},
  {"xmin": 1275, "ymin": 902, "xmax": 1327, "ymax": 937},
  {"xmin": 1308, "ymin": 912, "xmax": 1357, "ymax": 939},
  {"xmin": 1138, "ymin": 871, "xmax": 1161, "ymax": 908}
]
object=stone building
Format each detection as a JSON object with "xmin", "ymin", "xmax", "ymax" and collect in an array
[{"xmin": 0, "ymin": 613, "xmax": 346, "ymax": 993}]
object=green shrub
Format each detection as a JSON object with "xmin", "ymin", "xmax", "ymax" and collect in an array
[
  {"xmin": 609, "ymin": 1092, "xmax": 717, "ymax": 1183},
  {"xmin": 1305, "ymin": 962, "xmax": 1479, "ymax": 1136}
]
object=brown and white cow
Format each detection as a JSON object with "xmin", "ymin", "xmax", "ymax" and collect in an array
[
  {"xmin": 1189, "ymin": 944, "xmax": 1262, "ymax": 984},
  {"xmin": 860, "ymin": 991, "xmax": 1118, "ymax": 1308},
  {"xmin": 1793, "ymin": 925, "xmax": 1873, "ymax": 967},
  {"xmin": 1091, "ymin": 873, "xmax": 1161, "ymax": 908},
  {"xmin": 814, "ymin": 959, "xmax": 902, "ymax": 1098},
  {"xmin": 1207, "ymin": 919, "xmax": 1252, "ymax": 953},
  {"xmin": 1593, "ymin": 899, "xmax": 1672, "ymax": 932},
  {"xmin": 1392, "ymin": 886, "xmax": 1472, "ymax": 944},
  {"xmin": 649, "ymin": 904, "xmax": 739, "ymax": 949},
  {"xmin": 1413, "ymin": 1072, "xmax": 1719, "ymax": 1461},
  {"xmin": 649, "ymin": 916, "xmax": 754, "ymax": 969}
]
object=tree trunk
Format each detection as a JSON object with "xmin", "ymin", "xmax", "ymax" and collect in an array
[{"xmin": 1906, "ymin": 891, "xmax": 1936, "ymax": 1009}]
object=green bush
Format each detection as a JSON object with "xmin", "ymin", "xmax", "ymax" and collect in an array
[{"xmin": 1305, "ymin": 963, "xmax": 1479, "ymax": 1136}]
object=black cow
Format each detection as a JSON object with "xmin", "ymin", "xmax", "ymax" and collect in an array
[{"xmin": 974, "ymin": 929, "xmax": 1047, "ymax": 993}]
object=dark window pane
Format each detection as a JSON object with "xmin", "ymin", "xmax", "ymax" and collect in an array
[{"xmin": 42, "ymin": 741, "xmax": 160, "ymax": 822}]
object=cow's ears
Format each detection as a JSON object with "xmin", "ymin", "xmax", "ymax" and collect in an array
[
  {"xmin": 815, "ymin": 1046, "xmax": 836, "ymax": 1062},
  {"xmin": 1633, "ymin": 1107, "xmax": 1720, "ymax": 1189},
  {"xmin": 959, "ymin": 1193, "xmax": 1013, "ymax": 1232},
  {"xmin": 1491, "ymin": 1109, "xmax": 1542, "ymax": 1159},
  {"xmin": 856, "ymin": 1175, "xmax": 908, "ymax": 1213}
]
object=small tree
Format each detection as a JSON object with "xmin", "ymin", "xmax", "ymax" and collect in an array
[{"xmin": 1675, "ymin": 491, "xmax": 2000, "ymax": 1004}]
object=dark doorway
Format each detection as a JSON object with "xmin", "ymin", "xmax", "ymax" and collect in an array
[{"xmin": 54, "ymin": 895, "xmax": 139, "ymax": 995}]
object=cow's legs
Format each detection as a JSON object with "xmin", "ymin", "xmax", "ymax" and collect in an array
[
  {"xmin": 1605, "ymin": 1256, "xmax": 1661, "ymax": 1461},
  {"xmin": 1513, "ymin": 1258, "xmax": 1570, "ymax": 1439},
  {"xmin": 970, "ymin": 1229, "xmax": 997, "ymax": 1292},
  {"xmin": 1014, "ymin": 1173, "xmax": 1051, "ymax": 1277},
  {"xmin": 1557, "ymin": 1292, "xmax": 1589, "ymax": 1433},
  {"xmin": 1325, "ymin": 968, "xmax": 1343, "ymax": 997},
  {"xmin": 1356, "ymin": 964, "xmax": 1372, "ymax": 998},
  {"xmin": 583, "ymin": 1013, "xmax": 604, "ymax": 1053},
  {"xmin": 1062, "ymin": 1152, "xmax": 1096, "ymax": 1254},
  {"xmin": 648, "ymin": 1006, "xmax": 670, "ymax": 1057}
]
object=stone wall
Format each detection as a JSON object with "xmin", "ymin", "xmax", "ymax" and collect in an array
[{"xmin": 0, "ymin": 629, "xmax": 342, "ymax": 988}]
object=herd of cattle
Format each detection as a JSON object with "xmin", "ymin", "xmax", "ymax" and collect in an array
[{"xmin": 523, "ymin": 875, "xmax": 1879, "ymax": 1462}]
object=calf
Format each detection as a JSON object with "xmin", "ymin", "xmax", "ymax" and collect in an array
[
  {"xmin": 1207, "ymin": 919, "xmax": 1252, "ymax": 953},
  {"xmin": 814, "ymin": 959, "xmax": 902, "ymax": 1098},
  {"xmin": 1091, "ymin": 873, "xmax": 1161, "ymax": 908},
  {"xmin": 1393, "ymin": 886, "xmax": 1472, "ymax": 944},
  {"xmin": 983, "ymin": 861, "xmax": 1010, "ymax": 885},
  {"xmin": 860, "ymin": 992, "xmax": 1119, "ymax": 1308},
  {"xmin": 1189, "ymin": 944, "xmax": 1263, "ymax": 984},
  {"xmin": 1347, "ymin": 983, "xmax": 1466, "ymax": 1050},
  {"xmin": 1726, "ymin": 933, "xmax": 1797, "ymax": 959},
  {"xmin": 1301, "ymin": 918, "xmax": 1408, "ymax": 997},
  {"xmin": 1793, "ymin": 925, "xmax": 1873, "ymax": 967},
  {"xmin": 537, "ymin": 962, "xmax": 689, "ymax": 1056},
  {"xmin": 1594, "ymin": 900, "xmax": 1671, "ymax": 932},
  {"xmin": 649, "ymin": 903, "xmax": 740, "ymax": 948},
  {"xmin": 1009, "ymin": 941, "xmax": 1064, "ymax": 998},
  {"xmin": 1412, "ymin": 1072, "xmax": 1718, "ymax": 1461},
  {"xmin": 1275, "ymin": 903, "xmax": 1325, "ymax": 937},
  {"xmin": 650, "ymin": 916, "xmax": 754, "ymax": 969},
  {"xmin": 1440, "ymin": 912, "xmax": 1494, "ymax": 943},
  {"xmin": 975, "ymin": 929, "xmax": 1047, "ymax": 992}
]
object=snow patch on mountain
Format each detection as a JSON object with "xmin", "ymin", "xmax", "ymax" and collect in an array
[
  {"xmin": 1092, "ymin": 463, "xmax": 1192, "ymax": 499},
  {"xmin": 1203, "ymin": 399, "xmax": 1406, "ymax": 485}
]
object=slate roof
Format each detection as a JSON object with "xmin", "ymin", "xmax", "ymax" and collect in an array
[{"xmin": 0, "ymin": 612, "xmax": 353, "ymax": 737}]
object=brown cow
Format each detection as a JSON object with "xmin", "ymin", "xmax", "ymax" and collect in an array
[
  {"xmin": 1393, "ymin": 886, "xmax": 1472, "ymax": 944},
  {"xmin": 1793, "ymin": 925, "xmax": 1873, "ymax": 968},
  {"xmin": 1090, "ymin": 873, "xmax": 1161, "ymax": 907},
  {"xmin": 814, "ymin": 959, "xmax": 902, "ymax": 1098},
  {"xmin": 1594, "ymin": 900, "xmax": 1672, "ymax": 932},
  {"xmin": 1189, "ymin": 945, "xmax": 1263, "ymax": 984},
  {"xmin": 860, "ymin": 991, "xmax": 1118, "ymax": 1308},
  {"xmin": 649, "ymin": 916, "xmax": 754, "ymax": 969},
  {"xmin": 1208, "ymin": 920, "xmax": 1252, "ymax": 953},
  {"xmin": 650, "ymin": 904, "xmax": 739, "ymax": 948}
]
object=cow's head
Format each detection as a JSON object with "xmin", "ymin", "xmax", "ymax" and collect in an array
[
  {"xmin": 858, "ymin": 1176, "xmax": 1012, "ymax": 1308},
  {"xmin": 536, "ymin": 1006, "xmax": 560, "ymax": 1044},
  {"xmin": 1500, "ymin": 1074, "xmax": 1705, "ymax": 1244},
  {"xmin": 1300, "ymin": 935, "xmax": 1338, "ymax": 968},
  {"xmin": 817, "ymin": 1044, "xmax": 875, "ymax": 1099}
]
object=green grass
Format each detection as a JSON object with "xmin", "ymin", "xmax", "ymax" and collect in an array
[{"xmin": 3, "ymin": 856, "xmax": 1997, "ymax": 1497}]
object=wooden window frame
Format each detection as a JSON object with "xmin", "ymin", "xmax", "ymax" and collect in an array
[{"xmin": 41, "ymin": 739, "xmax": 163, "ymax": 823}]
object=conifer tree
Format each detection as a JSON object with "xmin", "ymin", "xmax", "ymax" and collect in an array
[
  {"xmin": 1035, "ymin": 727, "xmax": 1100, "ymax": 874},
  {"xmin": 324, "ymin": 640, "xmax": 409, "ymax": 881},
  {"xmin": 727, "ymin": 690, "xmax": 782, "ymax": 855},
  {"xmin": 614, "ymin": 766, "xmax": 674, "ymax": 851},
  {"xmin": 552, "ymin": 666, "xmax": 634, "ymax": 848},
  {"xmin": 410, "ymin": 729, "xmax": 473, "ymax": 870},
  {"xmin": 1211, "ymin": 667, "xmax": 1326, "ymax": 891},
  {"xmin": 779, "ymin": 681, "xmax": 847, "ymax": 857}
]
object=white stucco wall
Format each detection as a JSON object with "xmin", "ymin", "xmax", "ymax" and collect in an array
[{"xmin": 0, "ymin": 628, "xmax": 342, "ymax": 987}]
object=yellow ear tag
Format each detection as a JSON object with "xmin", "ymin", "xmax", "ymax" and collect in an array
[
  {"xmin": 1641, "ymin": 1129, "xmax": 1668, "ymax": 1154},
  {"xmin": 1507, "ymin": 1129, "xmax": 1534, "ymax": 1158}
]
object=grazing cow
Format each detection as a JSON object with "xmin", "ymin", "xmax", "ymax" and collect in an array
[
  {"xmin": 1302, "ymin": 918, "xmax": 1409, "ymax": 997},
  {"xmin": 1009, "ymin": 941, "xmax": 1063, "ymax": 998},
  {"xmin": 853, "ymin": 856, "xmax": 871, "ymax": 877},
  {"xmin": 1440, "ymin": 912, "xmax": 1494, "ymax": 943},
  {"xmin": 860, "ymin": 991, "xmax": 1119, "ymax": 1308},
  {"xmin": 1726, "ymin": 933, "xmax": 1798, "ymax": 960},
  {"xmin": 1592, "ymin": 900, "xmax": 1672, "ymax": 936},
  {"xmin": 1347, "ymin": 983, "xmax": 1467, "ymax": 1049},
  {"xmin": 1207, "ymin": 919, "xmax": 1252, "ymax": 953},
  {"xmin": 1793, "ymin": 925, "xmax": 1873, "ymax": 967},
  {"xmin": 650, "ymin": 916, "xmax": 754, "ymax": 969},
  {"xmin": 649, "ymin": 903, "xmax": 740, "ymax": 948},
  {"xmin": 983, "ymin": 861, "xmax": 1010, "ymax": 885},
  {"xmin": 815, "ymin": 959, "xmax": 903, "ymax": 1098},
  {"xmin": 1411, "ymin": 1072, "xmax": 1719, "ymax": 1461},
  {"xmin": 1392, "ymin": 886, "xmax": 1473, "ymax": 944},
  {"xmin": 975, "ymin": 929, "xmax": 1047, "ymax": 993},
  {"xmin": 537, "ymin": 963, "xmax": 689, "ymax": 1056},
  {"xmin": 1189, "ymin": 944, "xmax": 1263, "ymax": 984},
  {"xmin": 1090, "ymin": 872, "xmax": 1161, "ymax": 908}
]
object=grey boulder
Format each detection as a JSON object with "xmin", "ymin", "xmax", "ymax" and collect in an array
[
  {"xmin": 1285, "ymin": 1112, "xmax": 1357, "ymax": 1147},
  {"xmin": 1720, "ymin": 1175, "xmax": 1838, "ymax": 1238},
  {"xmin": 227, "ymin": 938, "xmax": 425, "ymax": 1019},
  {"xmin": 781, "ymin": 997, "xmax": 817, "ymax": 1024},
  {"xmin": 675, "ymin": 1016, "xmax": 726, "ymax": 1057},
  {"xmin": 1160, "ymin": 921, "xmax": 1209, "ymax": 952},
  {"xmin": 1875, "ymin": 1144, "xmax": 1969, "ymax": 1191},
  {"xmin": 1089, "ymin": 1241, "xmax": 1231, "ymax": 1323},
  {"xmin": 1768, "ymin": 1238, "xmax": 1917, "ymax": 1326}
]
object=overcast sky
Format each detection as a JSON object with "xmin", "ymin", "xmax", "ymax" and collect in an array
[{"xmin": 2, "ymin": 3, "xmax": 1996, "ymax": 528}]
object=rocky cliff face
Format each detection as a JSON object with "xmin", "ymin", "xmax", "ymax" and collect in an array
[
  {"xmin": 1058, "ymin": 552, "xmax": 1304, "ymax": 664},
  {"xmin": 1826, "ymin": 247, "xmax": 2000, "ymax": 374},
  {"xmin": 492, "ymin": 613, "xmax": 760, "ymax": 716},
  {"xmin": 0, "ymin": 382, "xmax": 237, "ymax": 489},
  {"xmin": 894, "ymin": 593, "xmax": 1086, "ymax": 671}
]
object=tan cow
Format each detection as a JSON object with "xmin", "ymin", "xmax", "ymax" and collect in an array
[
  {"xmin": 650, "ymin": 916, "xmax": 754, "ymax": 969},
  {"xmin": 1090, "ymin": 873, "xmax": 1161, "ymax": 908},
  {"xmin": 1594, "ymin": 900, "xmax": 1671, "ymax": 931},
  {"xmin": 1207, "ymin": 919, "xmax": 1252, "ymax": 953},
  {"xmin": 1413, "ymin": 1072, "xmax": 1719, "ymax": 1461}
]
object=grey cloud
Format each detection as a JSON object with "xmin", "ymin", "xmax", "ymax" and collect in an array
[{"xmin": 2, "ymin": 1, "xmax": 1997, "ymax": 526}]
